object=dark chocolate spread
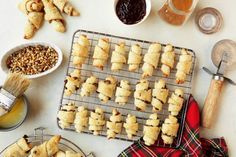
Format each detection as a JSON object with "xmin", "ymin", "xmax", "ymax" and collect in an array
[{"xmin": 116, "ymin": 0, "xmax": 146, "ymax": 25}]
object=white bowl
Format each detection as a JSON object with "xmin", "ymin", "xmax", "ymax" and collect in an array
[
  {"xmin": 1, "ymin": 42, "xmax": 63, "ymax": 79},
  {"xmin": 114, "ymin": 0, "xmax": 151, "ymax": 26}
]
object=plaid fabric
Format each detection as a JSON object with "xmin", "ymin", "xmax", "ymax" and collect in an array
[{"xmin": 119, "ymin": 95, "xmax": 228, "ymax": 157}]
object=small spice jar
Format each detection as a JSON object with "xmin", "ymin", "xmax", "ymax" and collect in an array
[{"xmin": 158, "ymin": 0, "xmax": 199, "ymax": 26}]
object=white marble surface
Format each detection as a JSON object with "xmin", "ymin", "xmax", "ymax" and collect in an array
[{"xmin": 0, "ymin": 0, "xmax": 236, "ymax": 156}]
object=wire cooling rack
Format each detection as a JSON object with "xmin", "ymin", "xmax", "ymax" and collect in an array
[
  {"xmin": 58, "ymin": 29, "xmax": 196, "ymax": 148},
  {"xmin": 0, "ymin": 127, "xmax": 94, "ymax": 157}
]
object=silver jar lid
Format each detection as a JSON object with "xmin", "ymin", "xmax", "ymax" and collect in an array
[{"xmin": 195, "ymin": 7, "xmax": 223, "ymax": 34}]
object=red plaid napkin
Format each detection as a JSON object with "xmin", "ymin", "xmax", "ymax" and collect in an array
[{"xmin": 119, "ymin": 95, "xmax": 228, "ymax": 157}]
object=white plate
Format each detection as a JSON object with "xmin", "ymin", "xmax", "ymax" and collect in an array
[{"xmin": 1, "ymin": 42, "xmax": 63, "ymax": 79}]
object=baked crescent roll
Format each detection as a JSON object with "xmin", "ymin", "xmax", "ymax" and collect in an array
[
  {"xmin": 143, "ymin": 113, "xmax": 160, "ymax": 146},
  {"xmin": 128, "ymin": 44, "xmax": 142, "ymax": 71},
  {"xmin": 176, "ymin": 49, "xmax": 193, "ymax": 84},
  {"xmin": 134, "ymin": 79, "xmax": 152, "ymax": 111},
  {"xmin": 64, "ymin": 69, "xmax": 82, "ymax": 96},
  {"xmin": 151, "ymin": 79, "xmax": 169, "ymax": 112},
  {"xmin": 124, "ymin": 114, "xmax": 139, "ymax": 139},
  {"xmin": 72, "ymin": 35, "xmax": 90, "ymax": 67},
  {"xmin": 52, "ymin": 0, "xmax": 80, "ymax": 16},
  {"xmin": 115, "ymin": 80, "xmax": 132, "ymax": 105},
  {"xmin": 29, "ymin": 135, "xmax": 61, "ymax": 157},
  {"xmin": 111, "ymin": 42, "xmax": 127, "ymax": 71},
  {"xmin": 57, "ymin": 103, "xmax": 77, "ymax": 129},
  {"xmin": 97, "ymin": 76, "xmax": 117, "ymax": 103},
  {"xmin": 93, "ymin": 38, "xmax": 110, "ymax": 70},
  {"xmin": 106, "ymin": 109, "xmax": 122, "ymax": 139},
  {"xmin": 55, "ymin": 150, "xmax": 83, "ymax": 157},
  {"xmin": 80, "ymin": 76, "xmax": 98, "ymax": 97},
  {"xmin": 168, "ymin": 89, "xmax": 184, "ymax": 116},
  {"xmin": 3, "ymin": 137, "xmax": 32, "ymax": 157},
  {"xmin": 89, "ymin": 107, "xmax": 105, "ymax": 135},
  {"xmin": 42, "ymin": 0, "xmax": 66, "ymax": 33},
  {"xmin": 161, "ymin": 115, "xmax": 179, "ymax": 144},
  {"xmin": 161, "ymin": 44, "xmax": 175, "ymax": 77},
  {"xmin": 142, "ymin": 43, "xmax": 162, "ymax": 78},
  {"xmin": 74, "ymin": 106, "xmax": 89, "ymax": 133}
]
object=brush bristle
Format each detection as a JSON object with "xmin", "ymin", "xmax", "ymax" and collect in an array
[{"xmin": 2, "ymin": 73, "xmax": 31, "ymax": 97}]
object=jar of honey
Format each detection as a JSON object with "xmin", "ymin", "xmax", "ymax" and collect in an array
[{"xmin": 159, "ymin": 0, "xmax": 199, "ymax": 26}]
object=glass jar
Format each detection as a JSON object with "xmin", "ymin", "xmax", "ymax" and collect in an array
[{"xmin": 158, "ymin": 0, "xmax": 199, "ymax": 26}]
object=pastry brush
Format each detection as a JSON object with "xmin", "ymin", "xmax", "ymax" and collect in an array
[{"xmin": 0, "ymin": 73, "xmax": 30, "ymax": 117}]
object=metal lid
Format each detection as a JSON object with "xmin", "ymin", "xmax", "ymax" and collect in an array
[{"xmin": 195, "ymin": 7, "xmax": 223, "ymax": 34}]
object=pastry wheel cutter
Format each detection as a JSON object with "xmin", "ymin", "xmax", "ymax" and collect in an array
[{"xmin": 202, "ymin": 39, "xmax": 236, "ymax": 128}]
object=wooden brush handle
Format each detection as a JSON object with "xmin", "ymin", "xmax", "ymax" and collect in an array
[{"xmin": 202, "ymin": 76, "xmax": 224, "ymax": 128}]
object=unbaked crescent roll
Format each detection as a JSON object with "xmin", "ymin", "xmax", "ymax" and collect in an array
[
  {"xmin": 151, "ymin": 79, "xmax": 169, "ymax": 112},
  {"xmin": 111, "ymin": 42, "xmax": 126, "ymax": 71},
  {"xmin": 64, "ymin": 69, "xmax": 82, "ymax": 96},
  {"xmin": 115, "ymin": 80, "xmax": 132, "ymax": 105},
  {"xmin": 106, "ymin": 109, "xmax": 122, "ymax": 139},
  {"xmin": 52, "ymin": 0, "xmax": 80, "ymax": 16},
  {"xmin": 143, "ymin": 113, "xmax": 160, "ymax": 146},
  {"xmin": 168, "ymin": 89, "xmax": 184, "ymax": 116},
  {"xmin": 89, "ymin": 107, "xmax": 105, "ymax": 135},
  {"xmin": 57, "ymin": 103, "xmax": 77, "ymax": 129},
  {"xmin": 3, "ymin": 137, "xmax": 32, "ymax": 157},
  {"xmin": 97, "ymin": 76, "xmax": 117, "ymax": 103},
  {"xmin": 72, "ymin": 35, "xmax": 90, "ymax": 67},
  {"xmin": 161, "ymin": 44, "xmax": 175, "ymax": 77},
  {"xmin": 134, "ymin": 79, "xmax": 152, "ymax": 111},
  {"xmin": 74, "ymin": 106, "xmax": 89, "ymax": 133},
  {"xmin": 80, "ymin": 76, "xmax": 98, "ymax": 97},
  {"xmin": 55, "ymin": 151, "xmax": 83, "ymax": 157},
  {"xmin": 142, "ymin": 43, "xmax": 161, "ymax": 78},
  {"xmin": 93, "ymin": 38, "xmax": 110, "ymax": 70},
  {"xmin": 128, "ymin": 44, "xmax": 142, "ymax": 72},
  {"xmin": 161, "ymin": 115, "xmax": 179, "ymax": 144},
  {"xmin": 124, "ymin": 114, "xmax": 139, "ymax": 139},
  {"xmin": 176, "ymin": 49, "xmax": 193, "ymax": 84}
]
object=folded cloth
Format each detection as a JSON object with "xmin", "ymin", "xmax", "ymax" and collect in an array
[{"xmin": 119, "ymin": 95, "xmax": 228, "ymax": 157}]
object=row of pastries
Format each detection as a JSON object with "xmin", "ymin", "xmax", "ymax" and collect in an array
[
  {"xmin": 57, "ymin": 104, "xmax": 180, "ymax": 145},
  {"xmin": 64, "ymin": 69, "xmax": 185, "ymax": 114},
  {"xmin": 72, "ymin": 35, "xmax": 193, "ymax": 84}
]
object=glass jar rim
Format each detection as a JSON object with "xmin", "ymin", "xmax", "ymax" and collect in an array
[{"xmin": 168, "ymin": 0, "xmax": 197, "ymax": 15}]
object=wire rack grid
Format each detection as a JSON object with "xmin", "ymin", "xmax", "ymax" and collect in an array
[{"xmin": 58, "ymin": 29, "xmax": 196, "ymax": 149}]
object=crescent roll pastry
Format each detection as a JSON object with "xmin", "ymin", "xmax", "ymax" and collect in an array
[
  {"xmin": 168, "ymin": 89, "xmax": 184, "ymax": 116},
  {"xmin": 18, "ymin": 0, "xmax": 44, "ymax": 39},
  {"xmin": 106, "ymin": 109, "xmax": 122, "ymax": 139},
  {"xmin": 134, "ymin": 79, "xmax": 152, "ymax": 111},
  {"xmin": 161, "ymin": 115, "xmax": 179, "ymax": 144},
  {"xmin": 176, "ymin": 49, "xmax": 193, "ymax": 84},
  {"xmin": 29, "ymin": 135, "xmax": 61, "ymax": 157},
  {"xmin": 128, "ymin": 44, "xmax": 142, "ymax": 71},
  {"xmin": 111, "ymin": 42, "xmax": 126, "ymax": 71},
  {"xmin": 52, "ymin": 0, "xmax": 80, "ymax": 16},
  {"xmin": 161, "ymin": 44, "xmax": 175, "ymax": 77},
  {"xmin": 142, "ymin": 43, "xmax": 162, "ymax": 78},
  {"xmin": 115, "ymin": 80, "xmax": 132, "ymax": 105},
  {"xmin": 97, "ymin": 76, "xmax": 117, "ymax": 103},
  {"xmin": 74, "ymin": 106, "xmax": 89, "ymax": 133},
  {"xmin": 42, "ymin": 0, "xmax": 66, "ymax": 33},
  {"xmin": 55, "ymin": 151, "xmax": 82, "ymax": 157},
  {"xmin": 124, "ymin": 114, "xmax": 139, "ymax": 139},
  {"xmin": 57, "ymin": 103, "xmax": 77, "ymax": 129},
  {"xmin": 89, "ymin": 107, "xmax": 106, "ymax": 135},
  {"xmin": 72, "ymin": 35, "xmax": 90, "ymax": 67},
  {"xmin": 80, "ymin": 76, "xmax": 98, "ymax": 97},
  {"xmin": 3, "ymin": 137, "xmax": 32, "ymax": 157},
  {"xmin": 64, "ymin": 69, "xmax": 82, "ymax": 96},
  {"xmin": 151, "ymin": 79, "xmax": 169, "ymax": 112},
  {"xmin": 93, "ymin": 38, "xmax": 110, "ymax": 70},
  {"xmin": 143, "ymin": 113, "xmax": 161, "ymax": 146}
]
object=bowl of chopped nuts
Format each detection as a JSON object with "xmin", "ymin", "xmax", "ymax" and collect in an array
[{"xmin": 1, "ymin": 42, "xmax": 63, "ymax": 79}]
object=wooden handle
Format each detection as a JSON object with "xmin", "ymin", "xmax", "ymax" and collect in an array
[{"xmin": 202, "ymin": 77, "xmax": 224, "ymax": 128}]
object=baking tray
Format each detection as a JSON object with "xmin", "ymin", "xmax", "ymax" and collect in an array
[
  {"xmin": 0, "ymin": 127, "xmax": 94, "ymax": 157},
  {"xmin": 57, "ymin": 29, "xmax": 196, "ymax": 148}
]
